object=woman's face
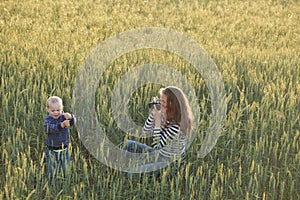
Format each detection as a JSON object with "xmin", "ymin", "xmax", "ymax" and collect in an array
[{"xmin": 160, "ymin": 93, "xmax": 167, "ymax": 114}]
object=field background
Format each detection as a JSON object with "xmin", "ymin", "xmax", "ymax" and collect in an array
[{"xmin": 0, "ymin": 0, "xmax": 299, "ymax": 199}]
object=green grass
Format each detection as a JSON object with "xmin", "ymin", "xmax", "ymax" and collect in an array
[{"xmin": 1, "ymin": 0, "xmax": 299, "ymax": 199}]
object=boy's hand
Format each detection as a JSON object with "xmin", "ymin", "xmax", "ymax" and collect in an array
[
  {"xmin": 63, "ymin": 112, "xmax": 72, "ymax": 120},
  {"xmin": 61, "ymin": 120, "xmax": 70, "ymax": 128}
]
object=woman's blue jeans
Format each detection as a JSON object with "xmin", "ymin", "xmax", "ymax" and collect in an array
[
  {"xmin": 123, "ymin": 140, "xmax": 154, "ymax": 154},
  {"xmin": 122, "ymin": 140, "xmax": 182, "ymax": 179}
]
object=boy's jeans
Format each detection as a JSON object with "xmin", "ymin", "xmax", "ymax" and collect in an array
[{"xmin": 45, "ymin": 148, "xmax": 70, "ymax": 181}]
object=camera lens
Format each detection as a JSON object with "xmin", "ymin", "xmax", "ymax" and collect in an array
[
  {"xmin": 148, "ymin": 97, "xmax": 160, "ymax": 110},
  {"xmin": 155, "ymin": 104, "xmax": 161, "ymax": 110}
]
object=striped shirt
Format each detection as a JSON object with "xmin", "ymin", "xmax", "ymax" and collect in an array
[{"xmin": 143, "ymin": 113, "xmax": 186, "ymax": 161}]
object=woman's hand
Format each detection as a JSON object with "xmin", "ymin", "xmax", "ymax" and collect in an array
[{"xmin": 152, "ymin": 106, "xmax": 162, "ymax": 128}]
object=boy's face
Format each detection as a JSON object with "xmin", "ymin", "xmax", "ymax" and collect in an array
[{"xmin": 46, "ymin": 102, "xmax": 63, "ymax": 119}]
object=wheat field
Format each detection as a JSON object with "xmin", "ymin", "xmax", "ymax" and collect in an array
[{"xmin": 0, "ymin": 0, "xmax": 299, "ymax": 199}]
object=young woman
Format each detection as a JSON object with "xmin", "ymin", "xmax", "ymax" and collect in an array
[{"xmin": 123, "ymin": 86, "xmax": 194, "ymax": 175}]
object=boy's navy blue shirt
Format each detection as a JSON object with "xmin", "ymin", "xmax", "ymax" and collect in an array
[{"xmin": 44, "ymin": 114, "xmax": 76, "ymax": 147}]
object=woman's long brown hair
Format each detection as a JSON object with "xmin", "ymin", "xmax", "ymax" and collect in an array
[{"xmin": 160, "ymin": 86, "xmax": 194, "ymax": 135}]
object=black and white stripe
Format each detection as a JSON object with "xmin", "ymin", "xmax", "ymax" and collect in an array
[{"xmin": 143, "ymin": 114, "xmax": 186, "ymax": 161}]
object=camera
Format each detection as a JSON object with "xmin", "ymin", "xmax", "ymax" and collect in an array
[{"xmin": 148, "ymin": 97, "xmax": 161, "ymax": 110}]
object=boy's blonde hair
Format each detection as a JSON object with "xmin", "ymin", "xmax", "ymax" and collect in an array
[{"xmin": 46, "ymin": 96, "xmax": 63, "ymax": 108}]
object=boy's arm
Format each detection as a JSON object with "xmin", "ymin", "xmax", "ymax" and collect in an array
[
  {"xmin": 62, "ymin": 113, "xmax": 76, "ymax": 126},
  {"xmin": 44, "ymin": 118, "xmax": 64, "ymax": 134},
  {"xmin": 69, "ymin": 114, "xmax": 76, "ymax": 126}
]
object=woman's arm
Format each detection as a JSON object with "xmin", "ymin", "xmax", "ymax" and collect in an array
[
  {"xmin": 143, "ymin": 113, "xmax": 155, "ymax": 134},
  {"xmin": 152, "ymin": 121, "xmax": 180, "ymax": 149}
]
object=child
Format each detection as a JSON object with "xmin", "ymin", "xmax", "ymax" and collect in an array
[{"xmin": 44, "ymin": 96, "xmax": 76, "ymax": 182}]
